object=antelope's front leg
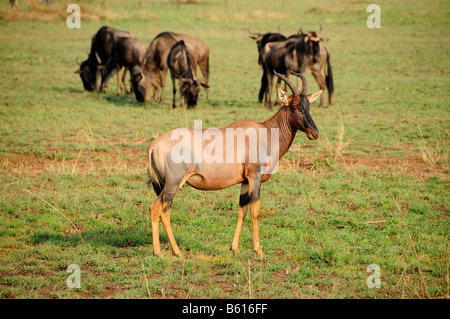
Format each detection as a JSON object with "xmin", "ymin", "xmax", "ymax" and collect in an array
[
  {"xmin": 231, "ymin": 183, "xmax": 249, "ymax": 253},
  {"xmin": 248, "ymin": 175, "xmax": 264, "ymax": 256}
]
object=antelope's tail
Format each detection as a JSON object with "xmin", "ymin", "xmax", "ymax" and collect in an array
[{"xmin": 147, "ymin": 145, "xmax": 162, "ymax": 196}]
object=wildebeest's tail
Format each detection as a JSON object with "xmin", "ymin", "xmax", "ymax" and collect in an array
[
  {"xmin": 147, "ymin": 145, "xmax": 162, "ymax": 196},
  {"xmin": 258, "ymin": 74, "xmax": 267, "ymax": 103},
  {"xmin": 326, "ymin": 52, "xmax": 334, "ymax": 97}
]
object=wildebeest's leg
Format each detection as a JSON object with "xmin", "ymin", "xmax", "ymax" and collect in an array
[
  {"xmin": 116, "ymin": 68, "xmax": 122, "ymax": 96},
  {"xmin": 152, "ymin": 85, "xmax": 158, "ymax": 102},
  {"xmin": 265, "ymin": 72, "xmax": 274, "ymax": 110},
  {"xmin": 247, "ymin": 174, "xmax": 263, "ymax": 256},
  {"xmin": 198, "ymin": 56, "xmax": 210, "ymax": 101},
  {"xmin": 311, "ymin": 69, "xmax": 326, "ymax": 107},
  {"xmin": 122, "ymin": 67, "xmax": 130, "ymax": 94},
  {"xmin": 180, "ymin": 87, "xmax": 185, "ymax": 108},
  {"xmin": 100, "ymin": 64, "xmax": 117, "ymax": 93},
  {"xmin": 285, "ymin": 72, "xmax": 289, "ymax": 93},
  {"xmin": 159, "ymin": 68, "xmax": 168, "ymax": 103},
  {"xmin": 171, "ymin": 73, "xmax": 177, "ymax": 109},
  {"xmin": 275, "ymin": 78, "xmax": 282, "ymax": 106},
  {"xmin": 231, "ymin": 182, "xmax": 250, "ymax": 253}
]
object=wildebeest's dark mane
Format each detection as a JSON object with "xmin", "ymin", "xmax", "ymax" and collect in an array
[{"xmin": 169, "ymin": 40, "xmax": 194, "ymax": 79}]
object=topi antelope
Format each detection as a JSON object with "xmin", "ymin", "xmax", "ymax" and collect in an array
[{"xmin": 146, "ymin": 71, "xmax": 322, "ymax": 257}]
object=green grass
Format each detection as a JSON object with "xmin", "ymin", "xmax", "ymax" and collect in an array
[{"xmin": 0, "ymin": 0, "xmax": 449, "ymax": 299}]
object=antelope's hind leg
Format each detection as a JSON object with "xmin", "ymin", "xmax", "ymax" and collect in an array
[
  {"xmin": 231, "ymin": 183, "xmax": 250, "ymax": 253},
  {"xmin": 150, "ymin": 193, "xmax": 164, "ymax": 256},
  {"xmin": 150, "ymin": 173, "xmax": 192, "ymax": 258}
]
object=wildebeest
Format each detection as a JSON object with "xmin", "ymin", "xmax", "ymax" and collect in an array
[
  {"xmin": 76, "ymin": 26, "xmax": 133, "ymax": 92},
  {"xmin": 167, "ymin": 40, "xmax": 209, "ymax": 109},
  {"xmin": 146, "ymin": 71, "xmax": 322, "ymax": 257},
  {"xmin": 298, "ymin": 25, "xmax": 334, "ymax": 108},
  {"xmin": 248, "ymin": 27, "xmax": 288, "ymax": 105},
  {"xmin": 131, "ymin": 31, "xmax": 210, "ymax": 103},
  {"xmin": 100, "ymin": 37, "xmax": 148, "ymax": 96},
  {"xmin": 251, "ymin": 25, "xmax": 333, "ymax": 108},
  {"xmin": 248, "ymin": 26, "xmax": 287, "ymax": 66}
]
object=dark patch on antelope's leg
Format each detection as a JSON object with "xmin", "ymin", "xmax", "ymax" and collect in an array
[{"xmin": 239, "ymin": 192, "xmax": 250, "ymax": 207}]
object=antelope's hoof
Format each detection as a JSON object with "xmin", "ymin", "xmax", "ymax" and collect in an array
[
  {"xmin": 254, "ymin": 247, "xmax": 264, "ymax": 257},
  {"xmin": 230, "ymin": 246, "xmax": 239, "ymax": 254},
  {"xmin": 153, "ymin": 250, "xmax": 162, "ymax": 257},
  {"xmin": 172, "ymin": 250, "xmax": 183, "ymax": 258}
]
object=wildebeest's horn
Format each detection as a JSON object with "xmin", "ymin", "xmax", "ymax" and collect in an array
[
  {"xmin": 274, "ymin": 70, "xmax": 299, "ymax": 96},
  {"xmin": 95, "ymin": 52, "xmax": 102, "ymax": 64},
  {"xmin": 76, "ymin": 57, "xmax": 81, "ymax": 65},
  {"xmin": 299, "ymin": 24, "xmax": 308, "ymax": 36},
  {"xmin": 317, "ymin": 24, "xmax": 323, "ymax": 34},
  {"xmin": 248, "ymin": 26, "xmax": 263, "ymax": 36},
  {"xmin": 291, "ymin": 72, "xmax": 307, "ymax": 95}
]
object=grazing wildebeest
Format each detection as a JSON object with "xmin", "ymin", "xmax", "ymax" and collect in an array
[
  {"xmin": 100, "ymin": 37, "xmax": 148, "ymax": 96},
  {"xmin": 253, "ymin": 25, "xmax": 333, "ymax": 108},
  {"xmin": 167, "ymin": 40, "xmax": 209, "ymax": 109},
  {"xmin": 146, "ymin": 71, "xmax": 322, "ymax": 257},
  {"xmin": 76, "ymin": 26, "xmax": 133, "ymax": 92},
  {"xmin": 248, "ymin": 27, "xmax": 288, "ymax": 104},
  {"xmin": 131, "ymin": 31, "xmax": 210, "ymax": 103}
]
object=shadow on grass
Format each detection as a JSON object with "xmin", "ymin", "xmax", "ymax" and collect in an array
[{"xmin": 29, "ymin": 226, "xmax": 159, "ymax": 248}]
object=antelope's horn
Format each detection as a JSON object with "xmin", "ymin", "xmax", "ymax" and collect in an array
[
  {"xmin": 291, "ymin": 72, "xmax": 307, "ymax": 95},
  {"xmin": 273, "ymin": 70, "xmax": 299, "ymax": 96}
]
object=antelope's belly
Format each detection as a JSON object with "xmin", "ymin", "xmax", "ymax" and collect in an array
[{"xmin": 186, "ymin": 163, "xmax": 245, "ymax": 190}]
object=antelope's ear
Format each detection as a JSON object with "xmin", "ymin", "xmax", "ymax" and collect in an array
[
  {"xmin": 278, "ymin": 88, "xmax": 289, "ymax": 106},
  {"xmin": 307, "ymin": 90, "xmax": 323, "ymax": 103}
]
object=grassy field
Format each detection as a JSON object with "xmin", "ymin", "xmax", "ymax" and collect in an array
[{"xmin": 0, "ymin": 0, "xmax": 449, "ymax": 299}]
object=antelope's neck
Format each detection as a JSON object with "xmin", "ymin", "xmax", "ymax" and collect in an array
[{"xmin": 262, "ymin": 107, "xmax": 297, "ymax": 160}]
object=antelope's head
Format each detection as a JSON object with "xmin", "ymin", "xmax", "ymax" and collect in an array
[{"xmin": 274, "ymin": 70, "xmax": 321, "ymax": 140}]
